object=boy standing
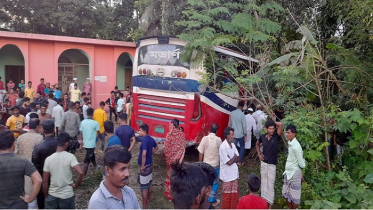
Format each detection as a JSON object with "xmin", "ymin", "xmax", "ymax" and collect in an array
[
  {"xmin": 116, "ymin": 93, "xmax": 125, "ymax": 114},
  {"xmin": 93, "ymin": 101, "xmax": 107, "ymax": 150},
  {"xmin": 6, "ymin": 105, "xmax": 25, "ymax": 138},
  {"xmin": 43, "ymin": 132, "xmax": 84, "ymax": 209},
  {"xmin": 237, "ymin": 174, "xmax": 268, "ymax": 209},
  {"xmin": 105, "ymin": 91, "xmax": 117, "ymax": 122},
  {"xmin": 79, "ymin": 107, "xmax": 102, "ymax": 176},
  {"xmin": 137, "ymin": 123, "xmax": 158, "ymax": 209},
  {"xmin": 24, "ymin": 81, "xmax": 35, "ymax": 103},
  {"xmin": 82, "ymin": 97, "xmax": 89, "ymax": 119},
  {"xmin": 19, "ymin": 79, "xmax": 25, "ymax": 91},
  {"xmin": 70, "ymin": 84, "xmax": 81, "ymax": 102},
  {"xmin": 8, "ymin": 88, "xmax": 18, "ymax": 106},
  {"xmin": 52, "ymin": 99, "xmax": 64, "ymax": 136},
  {"xmin": 7, "ymin": 79, "xmax": 15, "ymax": 92},
  {"xmin": 37, "ymin": 78, "xmax": 46, "ymax": 97}
]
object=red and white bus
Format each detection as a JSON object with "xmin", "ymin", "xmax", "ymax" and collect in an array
[{"xmin": 131, "ymin": 36, "xmax": 258, "ymax": 145}]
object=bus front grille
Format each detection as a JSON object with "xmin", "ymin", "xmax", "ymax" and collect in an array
[{"xmin": 137, "ymin": 94, "xmax": 187, "ymax": 123}]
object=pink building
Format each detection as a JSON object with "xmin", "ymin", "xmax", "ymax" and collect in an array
[{"xmin": 0, "ymin": 31, "xmax": 135, "ymax": 107}]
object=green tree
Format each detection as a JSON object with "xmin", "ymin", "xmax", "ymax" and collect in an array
[
  {"xmin": 0, "ymin": 0, "xmax": 139, "ymax": 41},
  {"xmin": 135, "ymin": 0, "xmax": 187, "ymax": 36},
  {"xmin": 177, "ymin": 0, "xmax": 284, "ymax": 114}
]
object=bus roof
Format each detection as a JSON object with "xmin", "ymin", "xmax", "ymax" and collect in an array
[
  {"xmin": 136, "ymin": 36, "xmax": 259, "ymax": 63},
  {"xmin": 213, "ymin": 46, "xmax": 259, "ymax": 63}
]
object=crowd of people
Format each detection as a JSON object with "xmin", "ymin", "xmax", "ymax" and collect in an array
[{"xmin": 0, "ymin": 76, "xmax": 306, "ymax": 209}]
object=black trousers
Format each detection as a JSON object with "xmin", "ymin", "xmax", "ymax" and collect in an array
[
  {"xmin": 37, "ymin": 190, "xmax": 45, "ymax": 209},
  {"xmin": 109, "ymin": 106, "xmax": 117, "ymax": 121}
]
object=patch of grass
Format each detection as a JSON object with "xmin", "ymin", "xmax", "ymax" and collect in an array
[{"xmin": 72, "ymin": 133, "xmax": 287, "ymax": 209}]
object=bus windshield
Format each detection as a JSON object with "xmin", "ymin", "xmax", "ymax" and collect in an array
[{"xmin": 138, "ymin": 44, "xmax": 190, "ymax": 69}]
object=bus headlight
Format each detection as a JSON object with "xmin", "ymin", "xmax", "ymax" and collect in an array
[
  {"xmin": 157, "ymin": 68, "xmax": 165, "ymax": 76},
  {"xmin": 182, "ymin": 72, "xmax": 187, "ymax": 78},
  {"xmin": 171, "ymin": 71, "xmax": 177, "ymax": 77},
  {"xmin": 146, "ymin": 69, "xmax": 152, "ymax": 75}
]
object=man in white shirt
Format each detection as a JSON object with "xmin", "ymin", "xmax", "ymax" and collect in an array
[
  {"xmin": 43, "ymin": 132, "xmax": 84, "ymax": 209},
  {"xmin": 25, "ymin": 102, "xmax": 38, "ymax": 124},
  {"xmin": 116, "ymin": 93, "xmax": 125, "ymax": 114},
  {"xmin": 47, "ymin": 93, "xmax": 57, "ymax": 114},
  {"xmin": 252, "ymin": 105, "xmax": 267, "ymax": 139},
  {"xmin": 82, "ymin": 97, "xmax": 89, "ymax": 119},
  {"xmin": 69, "ymin": 78, "xmax": 78, "ymax": 92},
  {"xmin": 52, "ymin": 99, "xmax": 64, "ymax": 136},
  {"xmin": 243, "ymin": 108, "xmax": 257, "ymax": 152},
  {"xmin": 197, "ymin": 123, "xmax": 222, "ymax": 206},
  {"xmin": 219, "ymin": 127, "xmax": 240, "ymax": 209}
]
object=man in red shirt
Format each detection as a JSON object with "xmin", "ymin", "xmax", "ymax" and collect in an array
[
  {"xmin": 237, "ymin": 174, "xmax": 268, "ymax": 209},
  {"xmin": 37, "ymin": 78, "xmax": 46, "ymax": 97},
  {"xmin": 7, "ymin": 79, "xmax": 15, "ymax": 93},
  {"xmin": 7, "ymin": 89, "xmax": 18, "ymax": 107}
]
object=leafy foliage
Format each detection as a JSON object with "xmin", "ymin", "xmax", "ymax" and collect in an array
[{"xmin": 0, "ymin": 0, "xmax": 138, "ymax": 41}]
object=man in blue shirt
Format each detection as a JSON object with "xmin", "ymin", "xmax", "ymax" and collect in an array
[
  {"xmin": 115, "ymin": 113, "xmax": 136, "ymax": 152},
  {"xmin": 88, "ymin": 145, "xmax": 140, "ymax": 209},
  {"xmin": 138, "ymin": 123, "xmax": 158, "ymax": 209},
  {"xmin": 228, "ymin": 101, "xmax": 247, "ymax": 165},
  {"xmin": 79, "ymin": 107, "xmax": 103, "ymax": 177},
  {"xmin": 104, "ymin": 121, "xmax": 121, "ymax": 147}
]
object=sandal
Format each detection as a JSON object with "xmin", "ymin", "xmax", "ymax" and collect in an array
[{"xmin": 212, "ymin": 199, "xmax": 221, "ymax": 207}]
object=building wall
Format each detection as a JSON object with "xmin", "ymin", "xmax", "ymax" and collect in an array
[
  {"xmin": 0, "ymin": 45, "xmax": 25, "ymax": 82},
  {"xmin": 0, "ymin": 34, "xmax": 135, "ymax": 108}
]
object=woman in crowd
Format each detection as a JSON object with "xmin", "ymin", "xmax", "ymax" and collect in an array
[{"xmin": 164, "ymin": 119, "xmax": 186, "ymax": 201}]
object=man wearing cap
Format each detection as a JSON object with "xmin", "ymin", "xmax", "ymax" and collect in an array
[
  {"xmin": 32, "ymin": 119, "xmax": 58, "ymax": 209},
  {"xmin": 69, "ymin": 78, "xmax": 78, "ymax": 92},
  {"xmin": 252, "ymin": 105, "xmax": 268, "ymax": 139},
  {"xmin": 83, "ymin": 78, "xmax": 92, "ymax": 95},
  {"xmin": 243, "ymin": 108, "xmax": 256, "ymax": 155}
]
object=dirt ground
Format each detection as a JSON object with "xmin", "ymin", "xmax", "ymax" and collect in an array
[
  {"xmin": 73, "ymin": 137, "xmax": 264, "ymax": 209},
  {"xmin": 70, "ymin": 113, "xmax": 272, "ymax": 209}
]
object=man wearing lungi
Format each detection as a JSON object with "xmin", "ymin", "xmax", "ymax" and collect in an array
[
  {"xmin": 282, "ymin": 124, "xmax": 305, "ymax": 209},
  {"xmin": 138, "ymin": 123, "xmax": 158, "ymax": 209},
  {"xmin": 219, "ymin": 127, "xmax": 240, "ymax": 209},
  {"xmin": 256, "ymin": 120, "xmax": 283, "ymax": 208}
]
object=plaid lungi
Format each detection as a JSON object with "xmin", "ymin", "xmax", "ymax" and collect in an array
[
  {"xmin": 282, "ymin": 169, "xmax": 302, "ymax": 204},
  {"xmin": 221, "ymin": 179, "xmax": 239, "ymax": 209},
  {"xmin": 138, "ymin": 163, "xmax": 153, "ymax": 190},
  {"xmin": 260, "ymin": 161, "xmax": 276, "ymax": 205}
]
